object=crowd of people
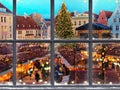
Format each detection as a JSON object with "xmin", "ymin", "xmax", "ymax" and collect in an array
[{"xmin": 54, "ymin": 55, "xmax": 70, "ymax": 83}]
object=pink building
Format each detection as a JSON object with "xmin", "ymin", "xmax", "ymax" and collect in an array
[{"xmin": 97, "ymin": 10, "xmax": 112, "ymax": 26}]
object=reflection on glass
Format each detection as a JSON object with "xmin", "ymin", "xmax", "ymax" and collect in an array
[
  {"xmin": 93, "ymin": 43, "xmax": 120, "ymax": 84},
  {"xmin": 54, "ymin": 43, "xmax": 88, "ymax": 85},
  {"xmin": 16, "ymin": 43, "xmax": 50, "ymax": 85},
  {"xmin": 16, "ymin": 0, "xmax": 50, "ymax": 40},
  {"xmin": 55, "ymin": 0, "xmax": 89, "ymax": 40},
  {"xmin": 93, "ymin": 0, "xmax": 120, "ymax": 39},
  {"xmin": 0, "ymin": 1, "xmax": 13, "ymax": 40},
  {"xmin": 0, "ymin": 43, "xmax": 13, "ymax": 85}
]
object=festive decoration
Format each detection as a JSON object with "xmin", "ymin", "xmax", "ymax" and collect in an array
[{"xmin": 55, "ymin": 2, "xmax": 75, "ymax": 39}]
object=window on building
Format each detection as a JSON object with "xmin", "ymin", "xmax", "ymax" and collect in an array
[
  {"xmin": 4, "ymin": 17, "xmax": 6, "ymax": 22},
  {"xmin": 84, "ymin": 21, "xmax": 86, "ymax": 24},
  {"xmin": 1, "ymin": 16, "xmax": 3, "ymax": 22},
  {"xmin": 26, "ymin": 31, "xmax": 29, "ymax": 34},
  {"xmin": 116, "ymin": 25, "xmax": 119, "ymax": 30},
  {"xmin": 74, "ymin": 21, "xmax": 76, "ymax": 26},
  {"xmin": 116, "ymin": 33, "xmax": 119, "ymax": 38},
  {"xmin": 110, "ymin": 25, "xmax": 113, "ymax": 30},
  {"xmin": 114, "ymin": 18, "xmax": 116, "ymax": 22},
  {"xmin": 18, "ymin": 31, "xmax": 22, "ymax": 34},
  {"xmin": 79, "ymin": 21, "xmax": 81, "ymax": 25}
]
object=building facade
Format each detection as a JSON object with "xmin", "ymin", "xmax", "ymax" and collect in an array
[
  {"xmin": 0, "ymin": 3, "xmax": 13, "ymax": 40},
  {"xmin": 98, "ymin": 10, "xmax": 112, "ymax": 26},
  {"xmin": 108, "ymin": 4, "xmax": 120, "ymax": 38},
  {"xmin": 30, "ymin": 13, "xmax": 50, "ymax": 39},
  {"xmin": 76, "ymin": 23, "xmax": 111, "ymax": 39},
  {"xmin": 71, "ymin": 12, "xmax": 98, "ymax": 35},
  {"xmin": 16, "ymin": 16, "xmax": 40, "ymax": 39}
]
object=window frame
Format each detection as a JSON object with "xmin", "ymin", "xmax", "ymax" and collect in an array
[{"xmin": 0, "ymin": 0, "xmax": 120, "ymax": 89}]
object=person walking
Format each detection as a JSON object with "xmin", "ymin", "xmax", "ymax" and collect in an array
[{"xmin": 35, "ymin": 71, "xmax": 40, "ymax": 83}]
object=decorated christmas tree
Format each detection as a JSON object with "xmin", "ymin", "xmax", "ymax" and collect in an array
[{"xmin": 55, "ymin": 2, "xmax": 75, "ymax": 39}]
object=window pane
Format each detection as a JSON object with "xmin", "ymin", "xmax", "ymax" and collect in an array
[
  {"xmin": 55, "ymin": 0, "xmax": 89, "ymax": 40},
  {"xmin": 54, "ymin": 43, "xmax": 88, "ymax": 85},
  {"xmin": 0, "ymin": 1, "xmax": 13, "ymax": 40},
  {"xmin": 16, "ymin": 0, "xmax": 50, "ymax": 40},
  {"xmin": 93, "ymin": 0, "xmax": 120, "ymax": 39},
  {"xmin": 93, "ymin": 43, "xmax": 120, "ymax": 84},
  {"xmin": 0, "ymin": 43, "xmax": 13, "ymax": 85},
  {"xmin": 16, "ymin": 43, "xmax": 50, "ymax": 85}
]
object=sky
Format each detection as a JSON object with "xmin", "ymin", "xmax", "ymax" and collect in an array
[{"xmin": 0, "ymin": 0, "xmax": 119, "ymax": 19}]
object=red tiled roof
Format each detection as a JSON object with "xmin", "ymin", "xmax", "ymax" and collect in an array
[
  {"xmin": 104, "ymin": 11, "xmax": 113, "ymax": 19},
  {"xmin": 16, "ymin": 16, "xmax": 40, "ymax": 30},
  {"xmin": 99, "ymin": 10, "xmax": 113, "ymax": 19},
  {"xmin": 0, "ymin": 3, "xmax": 12, "ymax": 13}
]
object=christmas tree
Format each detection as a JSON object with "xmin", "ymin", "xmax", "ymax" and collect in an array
[{"xmin": 55, "ymin": 2, "xmax": 75, "ymax": 39}]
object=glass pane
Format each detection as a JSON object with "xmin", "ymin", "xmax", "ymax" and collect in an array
[
  {"xmin": 55, "ymin": 0, "xmax": 89, "ymax": 40},
  {"xmin": 16, "ymin": 0, "xmax": 50, "ymax": 40},
  {"xmin": 0, "ymin": 1, "xmax": 13, "ymax": 40},
  {"xmin": 0, "ymin": 43, "xmax": 13, "ymax": 85},
  {"xmin": 93, "ymin": 43, "xmax": 120, "ymax": 84},
  {"xmin": 16, "ymin": 43, "xmax": 50, "ymax": 85},
  {"xmin": 54, "ymin": 43, "xmax": 88, "ymax": 85},
  {"xmin": 93, "ymin": 0, "xmax": 120, "ymax": 39}
]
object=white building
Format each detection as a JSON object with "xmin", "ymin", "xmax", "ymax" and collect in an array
[
  {"xmin": 108, "ymin": 4, "xmax": 120, "ymax": 38},
  {"xmin": 0, "ymin": 3, "xmax": 13, "ymax": 40}
]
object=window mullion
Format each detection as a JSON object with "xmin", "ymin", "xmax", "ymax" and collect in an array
[
  {"xmin": 50, "ymin": 0, "xmax": 55, "ymax": 86},
  {"xmin": 13, "ymin": 0, "xmax": 16, "ymax": 86},
  {"xmin": 88, "ymin": 0, "xmax": 93, "ymax": 86}
]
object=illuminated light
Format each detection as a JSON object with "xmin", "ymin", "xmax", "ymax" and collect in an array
[
  {"xmin": 30, "ymin": 61, "xmax": 33, "ymax": 63},
  {"xmin": 97, "ymin": 82, "xmax": 101, "ymax": 84},
  {"xmin": 19, "ymin": 79, "xmax": 22, "ymax": 82},
  {"xmin": 65, "ymin": 82, "xmax": 68, "ymax": 85},
  {"xmin": 23, "ymin": 82, "xmax": 26, "ymax": 85},
  {"xmin": 109, "ymin": 82, "xmax": 112, "ymax": 85},
  {"xmin": 100, "ymin": 59, "xmax": 102, "ymax": 61},
  {"xmin": 71, "ymin": 81, "xmax": 75, "ymax": 84},
  {"xmin": 84, "ymin": 81, "xmax": 88, "ymax": 84},
  {"xmin": 32, "ymin": 82, "xmax": 36, "ymax": 84},
  {"xmin": 6, "ymin": 82, "xmax": 12, "ymax": 85},
  {"xmin": 44, "ymin": 81, "xmax": 48, "ymax": 84},
  {"xmin": 81, "ymin": 58, "xmax": 84, "ymax": 60},
  {"xmin": 42, "ymin": 64, "xmax": 44, "ymax": 67},
  {"xmin": 46, "ymin": 62, "xmax": 49, "ymax": 65},
  {"xmin": 96, "ymin": 59, "xmax": 99, "ymax": 61},
  {"xmin": 102, "ymin": 52, "xmax": 104, "ymax": 55},
  {"xmin": 39, "ymin": 80, "xmax": 43, "ymax": 82},
  {"xmin": 117, "ymin": 58, "xmax": 119, "ymax": 61}
]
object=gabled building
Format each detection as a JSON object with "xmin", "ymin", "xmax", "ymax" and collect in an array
[
  {"xmin": 76, "ymin": 23, "xmax": 111, "ymax": 39},
  {"xmin": 16, "ymin": 16, "xmax": 40, "ymax": 39},
  {"xmin": 30, "ymin": 13, "xmax": 50, "ymax": 39},
  {"xmin": 108, "ymin": 4, "xmax": 120, "ymax": 38},
  {"xmin": 98, "ymin": 10, "xmax": 113, "ymax": 26},
  {"xmin": 0, "ymin": 3, "xmax": 13, "ymax": 40}
]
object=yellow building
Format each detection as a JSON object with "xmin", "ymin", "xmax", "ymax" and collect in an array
[
  {"xmin": 71, "ymin": 12, "xmax": 98, "ymax": 35},
  {"xmin": 0, "ymin": 3, "xmax": 13, "ymax": 40}
]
